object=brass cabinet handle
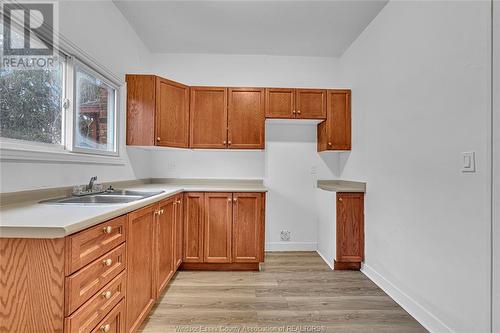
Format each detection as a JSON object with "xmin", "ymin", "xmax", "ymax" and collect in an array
[
  {"xmin": 297, "ymin": 110, "xmax": 301, "ymax": 115},
  {"xmin": 227, "ymin": 198, "xmax": 232, "ymax": 202},
  {"xmin": 292, "ymin": 110, "xmax": 296, "ymax": 114},
  {"xmin": 103, "ymin": 226, "xmax": 113, "ymax": 234},
  {"xmin": 156, "ymin": 137, "xmax": 161, "ymax": 142},
  {"xmin": 102, "ymin": 291, "xmax": 112, "ymax": 299},
  {"xmin": 328, "ymin": 142, "xmax": 332, "ymax": 146},
  {"xmin": 228, "ymin": 141, "xmax": 232, "ymax": 145},
  {"xmin": 233, "ymin": 198, "xmax": 237, "ymax": 202},
  {"xmin": 102, "ymin": 258, "xmax": 113, "ymax": 266},
  {"xmin": 161, "ymin": 209, "xmax": 164, "ymax": 214},
  {"xmin": 223, "ymin": 140, "xmax": 227, "ymax": 144},
  {"xmin": 100, "ymin": 324, "xmax": 111, "ymax": 332},
  {"xmin": 338, "ymin": 197, "xmax": 343, "ymax": 202}
]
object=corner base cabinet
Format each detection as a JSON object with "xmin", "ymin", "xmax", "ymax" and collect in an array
[
  {"xmin": 334, "ymin": 192, "xmax": 364, "ymax": 270},
  {"xmin": 182, "ymin": 192, "xmax": 265, "ymax": 271}
]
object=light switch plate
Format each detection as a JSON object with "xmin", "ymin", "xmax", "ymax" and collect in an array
[{"xmin": 462, "ymin": 152, "xmax": 476, "ymax": 172}]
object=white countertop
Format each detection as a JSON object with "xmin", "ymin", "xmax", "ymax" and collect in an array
[
  {"xmin": 0, "ymin": 183, "xmax": 267, "ymax": 239},
  {"xmin": 317, "ymin": 180, "xmax": 366, "ymax": 192}
]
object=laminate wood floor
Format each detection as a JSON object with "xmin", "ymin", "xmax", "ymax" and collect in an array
[{"xmin": 138, "ymin": 252, "xmax": 427, "ymax": 333}]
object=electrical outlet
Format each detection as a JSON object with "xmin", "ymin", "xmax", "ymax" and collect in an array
[{"xmin": 280, "ymin": 230, "xmax": 291, "ymax": 241}]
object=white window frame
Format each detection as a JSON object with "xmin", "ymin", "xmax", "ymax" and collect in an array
[
  {"xmin": 0, "ymin": 29, "xmax": 124, "ymax": 165},
  {"xmin": 67, "ymin": 58, "xmax": 119, "ymax": 157}
]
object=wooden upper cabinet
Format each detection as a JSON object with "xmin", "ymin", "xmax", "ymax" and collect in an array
[
  {"xmin": 232, "ymin": 193, "xmax": 264, "ymax": 263},
  {"xmin": 296, "ymin": 89, "xmax": 327, "ymax": 119},
  {"xmin": 126, "ymin": 205, "xmax": 156, "ymax": 333},
  {"xmin": 156, "ymin": 77, "xmax": 189, "ymax": 147},
  {"xmin": 126, "ymin": 74, "xmax": 189, "ymax": 147},
  {"xmin": 126, "ymin": 75, "xmax": 156, "ymax": 146},
  {"xmin": 317, "ymin": 90, "xmax": 351, "ymax": 151},
  {"xmin": 204, "ymin": 193, "xmax": 233, "ymax": 263},
  {"xmin": 336, "ymin": 192, "xmax": 364, "ymax": 264},
  {"xmin": 228, "ymin": 88, "xmax": 265, "ymax": 149},
  {"xmin": 190, "ymin": 87, "xmax": 228, "ymax": 148},
  {"xmin": 265, "ymin": 88, "xmax": 295, "ymax": 118},
  {"xmin": 183, "ymin": 192, "xmax": 205, "ymax": 263},
  {"xmin": 155, "ymin": 198, "xmax": 175, "ymax": 297}
]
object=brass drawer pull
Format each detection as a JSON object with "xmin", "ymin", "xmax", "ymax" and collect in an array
[
  {"xmin": 102, "ymin": 258, "xmax": 113, "ymax": 267},
  {"xmin": 103, "ymin": 226, "xmax": 113, "ymax": 234},
  {"xmin": 100, "ymin": 324, "xmax": 111, "ymax": 332},
  {"xmin": 102, "ymin": 291, "xmax": 112, "ymax": 299}
]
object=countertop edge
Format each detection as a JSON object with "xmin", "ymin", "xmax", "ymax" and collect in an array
[{"xmin": 0, "ymin": 185, "xmax": 267, "ymax": 239}]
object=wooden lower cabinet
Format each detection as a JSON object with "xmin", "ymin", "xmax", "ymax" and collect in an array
[
  {"xmin": 204, "ymin": 192, "xmax": 233, "ymax": 263},
  {"xmin": 183, "ymin": 192, "xmax": 205, "ymax": 263},
  {"xmin": 0, "ymin": 191, "xmax": 265, "ymax": 333},
  {"xmin": 91, "ymin": 300, "xmax": 126, "ymax": 333},
  {"xmin": 126, "ymin": 205, "xmax": 156, "ymax": 333},
  {"xmin": 182, "ymin": 192, "xmax": 265, "ymax": 270},
  {"xmin": 174, "ymin": 194, "xmax": 184, "ymax": 269},
  {"xmin": 334, "ymin": 192, "xmax": 364, "ymax": 270},
  {"xmin": 155, "ymin": 198, "xmax": 175, "ymax": 297},
  {"xmin": 232, "ymin": 193, "xmax": 265, "ymax": 263}
]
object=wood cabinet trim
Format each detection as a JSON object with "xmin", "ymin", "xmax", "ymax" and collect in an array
[
  {"xmin": 295, "ymin": 88, "xmax": 327, "ymax": 119},
  {"xmin": 336, "ymin": 192, "xmax": 364, "ymax": 266},
  {"xmin": 232, "ymin": 192, "xmax": 263, "ymax": 263},
  {"xmin": 65, "ymin": 215, "xmax": 127, "ymax": 276},
  {"xmin": 203, "ymin": 192, "xmax": 233, "ymax": 263},
  {"xmin": 155, "ymin": 77, "xmax": 190, "ymax": 148},
  {"xmin": 227, "ymin": 87, "xmax": 265, "ymax": 149},
  {"xmin": 189, "ymin": 86, "xmax": 228, "ymax": 148},
  {"xmin": 265, "ymin": 88, "xmax": 296, "ymax": 119}
]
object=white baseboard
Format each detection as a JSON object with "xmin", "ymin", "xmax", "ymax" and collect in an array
[
  {"xmin": 265, "ymin": 242, "xmax": 317, "ymax": 251},
  {"xmin": 361, "ymin": 263, "xmax": 454, "ymax": 333},
  {"xmin": 316, "ymin": 250, "xmax": 334, "ymax": 270}
]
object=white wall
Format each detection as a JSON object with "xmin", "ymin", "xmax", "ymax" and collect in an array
[
  {"xmin": 0, "ymin": 1, "xmax": 151, "ymax": 192},
  {"xmin": 338, "ymin": 1, "xmax": 492, "ymax": 332},
  {"xmin": 316, "ymin": 188, "xmax": 336, "ymax": 267},
  {"xmin": 493, "ymin": 1, "xmax": 499, "ymax": 332},
  {"xmin": 149, "ymin": 148, "xmax": 264, "ymax": 179}
]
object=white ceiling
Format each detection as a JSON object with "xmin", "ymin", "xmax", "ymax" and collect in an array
[{"xmin": 114, "ymin": 1, "xmax": 387, "ymax": 57}]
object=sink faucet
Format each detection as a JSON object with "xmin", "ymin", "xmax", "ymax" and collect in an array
[{"xmin": 86, "ymin": 176, "xmax": 97, "ymax": 191}]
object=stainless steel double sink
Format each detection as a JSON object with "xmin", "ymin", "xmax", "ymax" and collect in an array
[{"xmin": 40, "ymin": 190, "xmax": 165, "ymax": 205}]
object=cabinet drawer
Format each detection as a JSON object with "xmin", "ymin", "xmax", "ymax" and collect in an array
[
  {"xmin": 65, "ymin": 271, "xmax": 126, "ymax": 333},
  {"xmin": 65, "ymin": 244, "xmax": 126, "ymax": 315},
  {"xmin": 91, "ymin": 299, "xmax": 126, "ymax": 333},
  {"xmin": 66, "ymin": 215, "xmax": 127, "ymax": 275}
]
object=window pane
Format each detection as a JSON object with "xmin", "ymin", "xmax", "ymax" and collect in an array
[
  {"xmin": 75, "ymin": 68, "xmax": 115, "ymax": 153},
  {"xmin": 0, "ymin": 64, "xmax": 63, "ymax": 145}
]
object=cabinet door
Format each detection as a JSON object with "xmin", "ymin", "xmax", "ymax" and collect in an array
[
  {"xmin": 183, "ymin": 193, "xmax": 205, "ymax": 263},
  {"xmin": 126, "ymin": 205, "xmax": 156, "ymax": 333},
  {"xmin": 155, "ymin": 198, "xmax": 175, "ymax": 296},
  {"xmin": 328, "ymin": 90, "xmax": 351, "ymax": 150},
  {"xmin": 265, "ymin": 88, "xmax": 295, "ymax": 118},
  {"xmin": 336, "ymin": 193, "xmax": 364, "ymax": 263},
  {"xmin": 232, "ymin": 193, "xmax": 264, "ymax": 263},
  {"xmin": 190, "ymin": 87, "xmax": 228, "ymax": 148},
  {"xmin": 296, "ymin": 89, "xmax": 327, "ymax": 119},
  {"xmin": 126, "ymin": 75, "xmax": 156, "ymax": 146},
  {"xmin": 155, "ymin": 78, "xmax": 190, "ymax": 147},
  {"xmin": 228, "ymin": 88, "xmax": 265, "ymax": 149},
  {"xmin": 204, "ymin": 193, "xmax": 233, "ymax": 263},
  {"xmin": 174, "ymin": 194, "xmax": 184, "ymax": 270}
]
